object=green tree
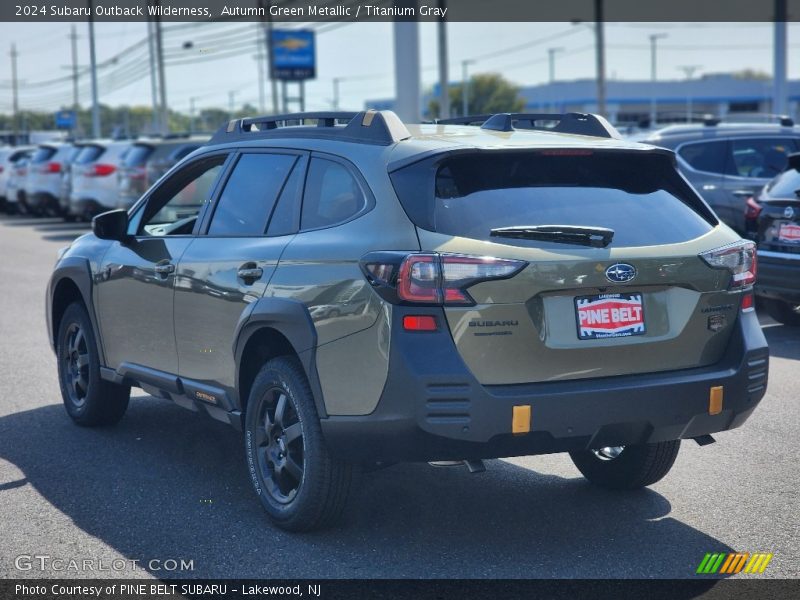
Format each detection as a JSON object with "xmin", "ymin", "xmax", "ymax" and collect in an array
[{"xmin": 428, "ymin": 72, "xmax": 526, "ymax": 119}]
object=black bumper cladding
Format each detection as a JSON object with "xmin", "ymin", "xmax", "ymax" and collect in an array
[{"xmin": 320, "ymin": 307, "xmax": 768, "ymax": 463}]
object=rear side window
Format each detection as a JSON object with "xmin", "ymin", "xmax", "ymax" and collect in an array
[
  {"xmin": 30, "ymin": 146, "xmax": 57, "ymax": 163},
  {"xmin": 391, "ymin": 151, "xmax": 716, "ymax": 248},
  {"xmin": 728, "ymin": 138, "xmax": 798, "ymax": 179},
  {"xmin": 123, "ymin": 144, "xmax": 154, "ymax": 167},
  {"xmin": 301, "ymin": 158, "xmax": 367, "ymax": 230},
  {"xmin": 677, "ymin": 141, "xmax": 728, "ymax": 174},
  {"xmin": 75, "ymin": 145, "xmax": 104, "ymax": 164},
  {"xmin": 765, "ymin": 167, "xmax": 800, "ymax": 198},
  {"xmin": 208, "ymin": 153, "xmax": 297, "ymax": 236}
]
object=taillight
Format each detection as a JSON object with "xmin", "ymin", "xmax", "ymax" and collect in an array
[
  {"xmin": 744, "ymin": 197, "xmax": 762, "ymax": 220},
  {"xmin": 87, "ymin": 164, "xmax": 116, "ymax": 177},
  {"xmin": 361, "ymin": 252, "xmax": 527, "ymax": 306},
  {"xmin": 700, "ymin": 240, "xmax": 757, "ymax": 288},
  {"xmin": 130, "ymin": 166, "xmax": 146, "ymax": 180},
  {"xmin": 46, "ymin": 162, "xmax": 61, "ymax": 174}
]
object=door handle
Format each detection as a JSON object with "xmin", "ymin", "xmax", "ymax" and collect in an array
[
  {"xmin": 732, "ymin": 190, "xmax": 754, "ymax": 197},
  {"xmin": 237, "ymin": 264, "xmax": 263, "ymax": 283},
  {"xmin": 154, "ymin": 263, "xmax": 175, "ymax": 275}
]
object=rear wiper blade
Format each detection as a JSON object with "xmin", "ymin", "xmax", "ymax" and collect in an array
[{"xmin": 490, "ymin": 225, "xmax": 614, "ymax": 248}]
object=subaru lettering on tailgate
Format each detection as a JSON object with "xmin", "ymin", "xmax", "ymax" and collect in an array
[{"xmin": 576, "ymin": 293, "xmax": 646, "ymax": 340}]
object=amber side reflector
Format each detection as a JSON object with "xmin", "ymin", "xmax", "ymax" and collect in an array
[
  {"xmin": 709, "ymin": 386, "xmax": 724, "ymax": 415},
  {"xmin": 512, "ymin": 405, "xmax": 531, "ymax": 435}
]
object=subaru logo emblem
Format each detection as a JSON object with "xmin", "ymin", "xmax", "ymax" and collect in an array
[
  {"xmin": 784, "ymin": 206, "xmax": 796, "ymax": 220},
  {"xmin": 605, "ymin": 263, "xmax": 637, "ymax": 283}
]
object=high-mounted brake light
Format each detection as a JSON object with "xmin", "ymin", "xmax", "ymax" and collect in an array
[
  {"xmin": 361, "ymin": 252, "xmax": 527, "ymax": 306},
  {"xmin": 700, "ymin": 240, "xmax": 757, "ymax": 288}
]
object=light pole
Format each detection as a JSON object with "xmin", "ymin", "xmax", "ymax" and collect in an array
[
  {"xmin": 678, "ymin": 65, "xmax": 701, "ymax": 123},
  {"xmin": 548, "ymin": 47, "xmax": 564, "ymax": 84},
  {"xmin": 649, "ymin": 33, "xmax": 667, "ymax": 127},
  {"xmin": 332, "ymin": 77, "xmax": 343, "ymax": 111},
  {"xmin": 87, "ymin": 2, "xmax": 101, "ymax": 138},
  {"xmin": 773, "ymin": 0, "xmax": 788, "ymax": 116},
  {"xmin": 228, "ymin": 91, "xmax": 237, "ymax": 120},
  {"xmin": 437, "ymin": 0, "xmax": 449, "ymax": 119},
  {"xmin": 10, "ymin": 43, "xmax": 19, "ymax": 143},
  {"xmin": 253, "ymin": 54, "xmax": 266, "ymax": 113},
  {"xmin": 189, "ymin": 97, "xmax": 197, "ymax": 134},
  {"xmin": 572, "ymin": 10, "xmax": 606, "ymax": 117},
  {"xmin": 461, "ymin": 59, "xmax": 475, "ymax": 117}
]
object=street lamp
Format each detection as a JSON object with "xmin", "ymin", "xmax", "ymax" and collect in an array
[
  {"xmin": 548, "ymin": 47, "xmax": 564, "ymax": 84},
  {"xmin": 571, "ymin": 4, "xmax": 606, "ymax": 118},
  {"xmin": 649, "ymin": 33, "xmax": 668, "ymax": 127},
  {"xmin": 461, "ymin": 59, "xmax": 475, "ymax": 117},
  {"xmin": 678, "ymin": 65, "xmax": 701, "ymax": 123}
]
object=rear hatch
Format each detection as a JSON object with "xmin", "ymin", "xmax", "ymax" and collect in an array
[
  {"xmin": 118, "ymin": 142, "xmax": 155, "ymax": 203},
  {"xmin": 390, "ymin": 147, "xmax": 750, "ymax": 385},
  {"xmin": 756, "ymin": 164, "xmax": 800, "ymax": 256}
]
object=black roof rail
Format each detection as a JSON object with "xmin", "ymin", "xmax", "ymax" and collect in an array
[
  {"xmin": 704, "ymin": 113, "xmax": 795, "ymax": 127},
  {"xmin": 209, "ymin": 110, "xmax": 412, "ymax": 146},
  {"xmin": 437, "ymin": 112, "xmax": 621, "ymax": 139}
]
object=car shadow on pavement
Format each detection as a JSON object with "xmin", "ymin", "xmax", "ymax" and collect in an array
[
  {"xmin": 762, "ymin": 323, "xmax": 800, "ymax": 361},
  {"xmin": 0, "ymin": 399, "xmax": 733, "ymax": 581}
]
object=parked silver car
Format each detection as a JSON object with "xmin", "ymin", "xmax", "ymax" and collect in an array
[
  {"xmin": 68, "ymin": 140, "xmax": 132, "ymax": 219},
  {"xmin": 24, "ymin": 142, "xmax": 81, "ymax": 217},
  {"xmin": 0, "ymin": 146, "xmax": 33, "ymax": 212},
  {"xmin": 5, "ymin": 151, "xmax": 33, "ymax": 213}
]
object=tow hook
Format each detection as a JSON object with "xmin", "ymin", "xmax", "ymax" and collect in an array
[
  {"xmin": 428, "ymin": 460, "xmax": 486, "ymax": 473},
  {"xmin": 693, "ymin": 434, "xmax": 716, "ymax": 447}
]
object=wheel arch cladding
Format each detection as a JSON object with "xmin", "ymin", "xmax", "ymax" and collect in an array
[
  {"xmin": 49, "ymin": 259, "xmax": 97, "ymax": 353},
  {"xmin": 234, "ymin": 297, "xmax": 327, "ymax": 419}
]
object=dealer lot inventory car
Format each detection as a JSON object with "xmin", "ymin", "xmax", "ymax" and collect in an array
[
  {"xmin": 0, "ymin": 146, "xmax": 33, "ymax": 212},
  {"xmin": 68, "ymin": 140, "xmax": 132, "ymax": 220},
  {"xmin": 24, "ymin": 142, "xmax": 81, "ymax": 216},
  {"xmin": 5, "ymin": 151, "xmax": 33, "ymax": 214},
  {"xmin": 641, "ymin": 118, "xmax": 800, "ymax": 234},
  {"xmin": 47, "ymin": 110, "xmax": 768, "ymax": 531},
  {"xmin": 750, "ymin": 152, "xmax": 800, "ymax": 325}
]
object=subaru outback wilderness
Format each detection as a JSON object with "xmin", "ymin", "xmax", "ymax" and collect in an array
[{"xmin": 47, "ymin": 110, "xmax": 768, "ymax": 531}]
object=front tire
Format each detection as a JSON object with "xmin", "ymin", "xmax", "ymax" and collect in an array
[
  {"xmin": 569, "ymin": 441, "xmax": 680, "ymax": 490},
  {"xmin": 763, "ymin": 298, "xmax": 800, "ymax": 326},
  {"xmin": 56, "ymin": 302, "xmax": 130, "ymax": 426},
  {"xmin": 244, "ymin": 357, "xmax": 353, "ymax": 532}
]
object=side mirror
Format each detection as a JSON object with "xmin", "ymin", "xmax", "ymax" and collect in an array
[
  {"xmin": 92, "ymin": 209, "xmax": 129, "ymax": 242},
  {"xmin": 788, "ymin": 152, "xmax": 800, "ymax": 173}
]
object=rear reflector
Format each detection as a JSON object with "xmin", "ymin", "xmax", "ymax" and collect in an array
[
  {"xmin": 512, "ymin": 405, "xmax": 531, "ymax": 435},
  {"xmin": 402, "ymin": 315, "xmax": 438, "ymax": 331},
  {"xmin": 741, "ymin": 292, "xmax": 755, "ymax": 312},
  {"xmin": 709, "ymin": 386, "xmax": 724, "ymax": 415}
]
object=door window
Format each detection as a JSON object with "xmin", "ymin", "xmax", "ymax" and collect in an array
[
  {"xmin": 727, "ymin": 138, "xmax": 798, "ymax": 178},
  {"xmin": 301, "ymin": 158, "xmax": 367, "ymax": 230},
  {"xmin": 677, "ymin": 141, "xmax": 728, "ymax": 174},
  {"xmin": 138, "ymin": 156, "xmax": 226, "ymax": 237},
  {"xmin": 266, "ymin": 159, "xmax": 305, "ymax": 237},
  {"xmin": 207, "ymin": 153, "xmax": 297, "ymax": 236}
]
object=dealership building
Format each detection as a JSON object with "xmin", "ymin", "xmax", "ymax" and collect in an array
[{"xmin": 369, "ymin": 74, "xmax": 800, "ymax": 125}]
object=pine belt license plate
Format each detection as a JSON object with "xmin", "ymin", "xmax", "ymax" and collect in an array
[
  {"xmin": 575, "ymin": 293, "xmax": 646, "ymax": 340},
  {"xmin": 778, "ymin": 223, "xmax": 800, "ymax": 243}
]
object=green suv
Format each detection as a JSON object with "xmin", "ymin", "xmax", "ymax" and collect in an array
[{"xmin": 46, "ymin": 111, "xmax": 769, "ymax": 531}]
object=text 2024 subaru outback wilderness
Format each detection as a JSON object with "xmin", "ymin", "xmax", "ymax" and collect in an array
[{"xmin": 47, "ymin": 111, "xmax": 769, "ymax": 531}]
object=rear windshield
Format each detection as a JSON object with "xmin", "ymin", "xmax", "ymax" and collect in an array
[
  {"xmin": 75, "ymin": 145, "xmax": 104, "ymax": 164},
  {"xmin": 123, "ymin": 144, "xmax": 154, "ymax": 167},
  {"xmin": 391, "ymin": 151, "xmax": 716, "ymax": 248},
  {"xmin": 30, "ymin": 146, "xmax": 57, "ymax": 163},
  {"xmin": 765, "ymin": 167, "xmax": 800, "ymax": 199}
]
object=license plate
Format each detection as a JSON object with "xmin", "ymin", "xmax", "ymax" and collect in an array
[
  {"xmin": 778, "ymin": 223, "xmax": 800, "ymax": 243},
  {"xmin": 575, "ymin": 293, "xmax": 646, "ymax": 340}
]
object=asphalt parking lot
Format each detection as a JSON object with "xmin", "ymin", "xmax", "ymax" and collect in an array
[{"xmin": 0, "ymin": 213, "xmax": 797, "ymax": 580}]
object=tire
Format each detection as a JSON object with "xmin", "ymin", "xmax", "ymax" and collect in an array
[
  {"xmin": 62, "ymin": 213, "xmax": 77, "ymax": 223},
  {"xmin": 763, "ymin": 298, "xmax": 800, "ymax": 326},
  {"xmin": 56, "ymin": 302, "xmax": 130, "ymax": 426},
  {"xmin": 244, "ymin": 356, "xmax": 353, "ymax": 532},
  {"xmin": 569, "ymin": 441, "xmax": 681, "ymax": 490}
]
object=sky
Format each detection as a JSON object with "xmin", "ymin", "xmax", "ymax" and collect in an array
[{"xmin": 0, "ymin": 21, "xmax": 798, "ymax": 115}]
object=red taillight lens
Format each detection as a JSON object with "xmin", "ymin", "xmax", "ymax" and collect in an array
[
  {"xmin": 89, "ymin": 164, "xmax": 116, "ymax": 177},
  {"xmin": 699, "ymin": 240, "xmax": 757, "ymax": 288},
  {"xmin": 129, "ymin": 166, "xmax": 146, "ymax": 180},
  {"xmin": 46, "ymin": 161, "xmax": 61, "ymax": 174},
  {"xmin": 402, "ymin": 315, "xmax": 438, "ymax": 331},
  {"xmin": 741, "ymin": 292, "xmax": 755, "ymax": 312},
  {"xmin": 363, "ymin": 252, "xmax": 527, "ymax": 306},
  {"xmin": 744, "ymin": 197, "xmax": 762, "ymax": 220}
]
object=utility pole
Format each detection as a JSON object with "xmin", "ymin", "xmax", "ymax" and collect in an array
[
  {"xmin": 254, "ymin": 54, "xmax": 266, "ymax": 113},
  {"xmin": 189, "ymin": 97, "xmax": 196, "ymax": 134},
  {"xmin": 393, "ymin": 18, "xmax": 421, "ymax": 123},
  {"xmin": 332, "ymin": 78, "xmax": 342, "ymax": 110},
  {"xmin": 461, "ymin": 59, "xmax": 474, "ymax": 117},
  {"xmin": 147, "ymin": 20, "xmax": 159, "ymax": 133},
  {"xmin": 437, "ymin": 0, "xmax": 449, "ymax": 119},
  {"xmin": 87, "ymin": 1, "xmax": 101, "ymax": 138},
  {"xmin": 228, "ymin": 91, "xmax": 236, "ymax": 120},
  {"xmin": 69, "ymin": 26, "xmax": 80, "ymax": 135},
  {"xmin": 649, "ymin": 33, "xmax": 667, "ymax": 127},
  {"xmin": 153, "ymin": 14, "xmax": 168, "ymax": 134},
  {"xmin": 773, "ymin": 0, "xmax": 787, "ymax": 116},
  {"xmin": 679, "ymin": 65, "xmax": 701, "ymax": 123},
  {"xmin": 258, "ymin": 2, "xmax": 279, "ymax": 114},
  {"xmin": 594, "ymin": 0, "xmax": 607, "ymax": 117},
  {"xmin": 548, "ymin": 47, "xmax": 564, "ymax": 84},
  {"xmin": 10, "ymin": 43, "xmax": 19, "ymax": 144}
]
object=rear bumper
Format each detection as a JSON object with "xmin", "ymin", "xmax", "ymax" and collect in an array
[
  {"xmin": 320, "ymin": 307, "xmax": 769, "ymax": 463},
  {"xmin": 29, "ymin": 191, "xmax": 60, "ymax": 212},
  {"xmin": 756, "ymin": 250, "xmax": 800, "ymax": 304},
  {"xmin": 69, "ymin": 196, "xmax": 106, "ymax": 217}
]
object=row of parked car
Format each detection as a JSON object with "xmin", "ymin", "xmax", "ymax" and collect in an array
[{"xmin": 0, "ymin": 135, "xmax": 208, "ymax": 220}]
